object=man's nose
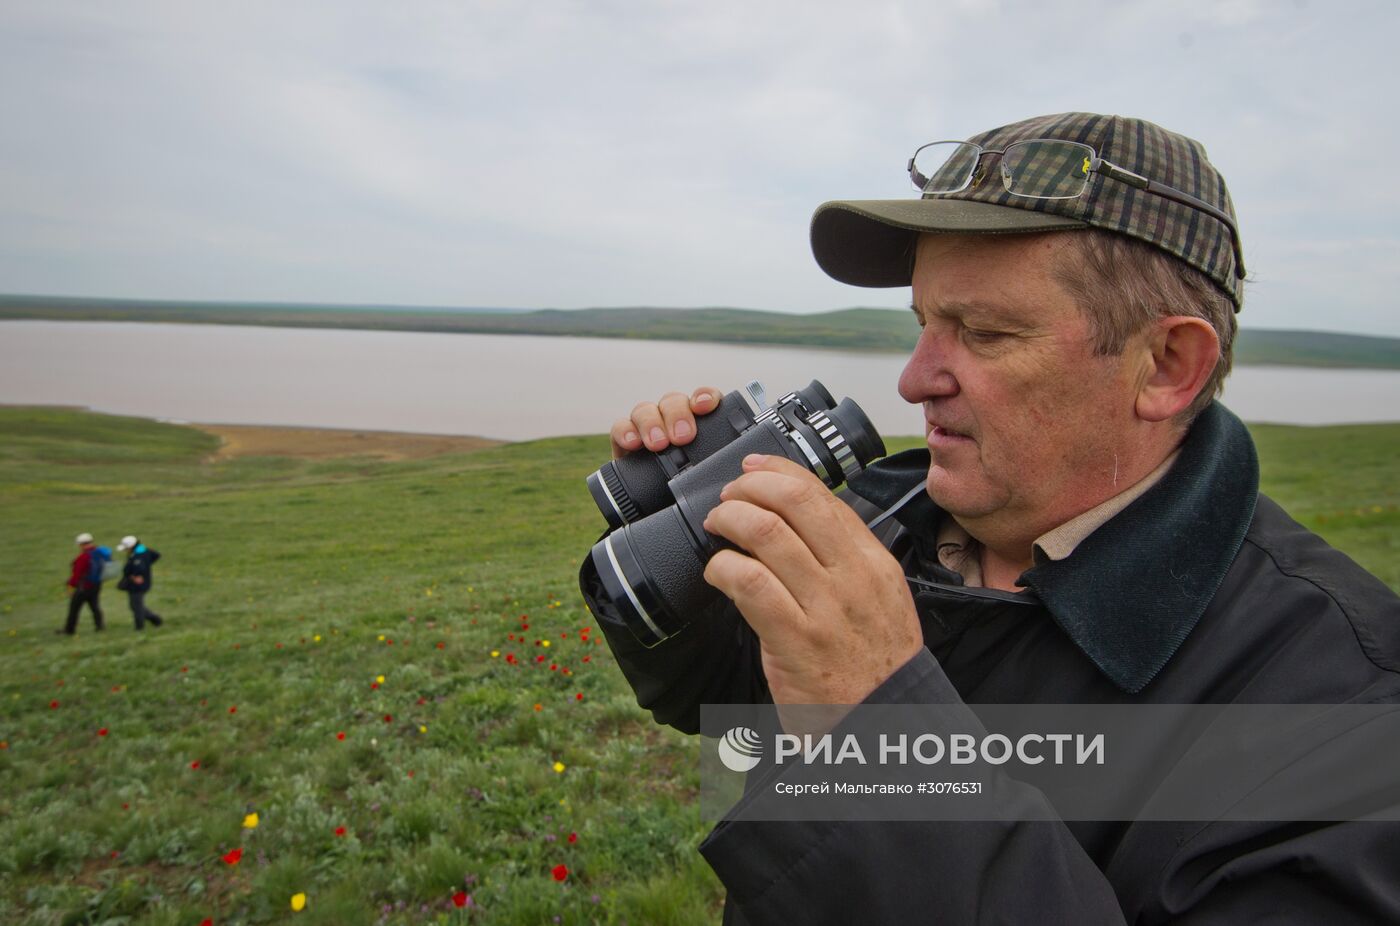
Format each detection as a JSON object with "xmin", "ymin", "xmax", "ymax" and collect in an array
[{"xmin": 898, "ymin": 327, "xmax": 959, "ymax": 404}]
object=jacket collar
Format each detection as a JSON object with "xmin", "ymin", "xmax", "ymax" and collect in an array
[{"xmin": 848, "ymin": 402, "xmax": 1259, "ymax": 693}]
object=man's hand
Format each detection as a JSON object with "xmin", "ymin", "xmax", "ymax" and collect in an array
[
  {"xmin": 701, "ymin": 454, "xmax": 924, "ymax": 721},
  {"xmin": 133, "ymin": 576, "xmax": 145, "ymax": 585},
  {"xmin": 610, "ymin": 387, "xmax": 720, "ymax": 459}
]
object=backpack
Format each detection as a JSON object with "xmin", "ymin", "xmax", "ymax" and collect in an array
[{"xmin": 89, "ymin": 546, "xmax": 119, "ymax": 583}]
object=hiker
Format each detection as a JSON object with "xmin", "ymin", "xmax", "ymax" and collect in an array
[
  {"xmin": 585, "ymin": 113, "xmax": 1400, "ymax": 923},
  {"xmin": 116, "ymin": 535, "xmax": 164, "ymax": 631},
  {"xmin": 63, "ymin": 532, "xmax": 107, "ymax": 634}
]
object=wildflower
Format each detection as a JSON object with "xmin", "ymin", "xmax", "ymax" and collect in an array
[
  {"xmin": 384, "ymin": 714, "xmax": 393, "ymax": 723},
  {"xmin": 491, "ymin": 650, "xmax": 500, "ymax": 658},
  {"xmin": 568, "ymin": 832, "xmax": 578, "ymax": 844},
  {"xmin": 222, "ymin": 848, "xmax": 243, "ymax": 865},
  {"xmin": 576, "ymin": 693, "xmax": 584, "ymax": 701},
  {"xmin": 313, "ymin": 635, "xmax": 321, "ymax": 642},
  {"xmin": 334, "ymin": 826, "xmax": 346, "ymax": 837},
  {"xmin": 553, "ymin": 761, "xmax": 566, "ymax": 774},
  {"xmin": 552, "ymin": 864, "xmax": 568, "ymax": 881},
  {"xmin": 229, "ymin": 706, "xmax": 237, "ymax": 714},
  {"xmin": 49, "ymin": 700, "xmax": 59, "ymax": 709},
  {"xmin": 542, "ymin": 640, "xmax": 551, "ymax": 648},
  {"xmin": 191, "ymin": 760, "xmax": 201, "ymax": 770},
  {"xmin": 375, "ymin": 675, "xmax": 385, "ymax": 684},
  {"xmin": 98, "ymin": 727, "xmax": 109, "ymax": 737},
  {"xmin": 452, "ymin": 891, "xmax": 469, "ymax": 908},
  {"xmin": 336, "ymin": 732, "xmax": 346, "ymax": 741},
  {"xmin": 419, "ymin": 725, "xmax": 427, "ymax": 734},
  {"xmin": 534, "ymin": 703, "xmax": 543, "ymax": 712},
  {"xmin": 243, "ymin": 813, "xmax": 259, "ymax": 829},
  {"xmin": 290, "ymin": 892, "xmax": 307, "ymax": 912}
]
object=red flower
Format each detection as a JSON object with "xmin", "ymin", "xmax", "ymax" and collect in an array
[
  {"xmin": 181, "ymin": 667, "xmax": 189, "ymax": 672},
  {"xmin": 536, "ymin": 655, "xmax": 546, "ymax": 663},
  {"xmin": 336, "ymin": 732, "xmax": 346, "ymax": 741},
  {"xmin": 228, "ymin": 706, "xmax": 237, "ymax": 714},
  {"xmin": 190, "ymin": 760, "xmax": 201, "ymax": 770},
  {"xmin": 383, "ymin": 714, "xmax": 393, "ymax": 723},
  {"xmin": 370, "ymin": 682, "xmax": 379, "ymax": 690},
  {"xmin": 452, "ymin": 891, "xmax": 468, "ymax": 908},
  {"xmin": 576, "ymin": 693, "xmax": 584, "ymax": 701},
  {"xmin": 98, "ymin": 727, "xmax": 109, "ymax": 737},
  {"xmin": 436, "ymin": 641, "xmax": 445, "ymax": 649},
  {"xmin": 110, "ymin": 850, "xmax": 119, "ymax": 858},
  {"xmin": 552, "ymin": 864, "xmax": 569, "ymax": 881},
  {"xmin": 222, "ymin": 848, "xmax": 243, "ymax": 865},
  {"xmin": 568, "ymin": 832, "xmax": 578, "ymax": 844},
  {"xmin": 121, "ymin": 803, "xmax": 129, "ymax": 810},
  {"xmin": 275, "ymin": 643, "xmax": 283, "ymax": 650},
  {"xmin": 334, "ymin": 826, "xmax": 346, "ymax": 837},
  {"xmin": 49, "ymin": 700, "xmax": 59, "ymax": 709},
  {"xmin": 201, "ymin": 919, "xmax": 213, "ymax": 926},
  {"xmin": 416, "ymin": 697, "xmax": 426, "ymax": 705},
  {"xmin": 583, "ymin": 656, "xmax": 591, "ymax": 663}
]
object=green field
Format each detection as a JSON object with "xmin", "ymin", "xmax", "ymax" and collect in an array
[{"xmin": 0, "ymin": 408, "xmax": 1396, "ymax": 925}]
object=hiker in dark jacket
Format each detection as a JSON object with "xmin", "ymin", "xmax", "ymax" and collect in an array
[
  {"xmin": 63, "ymin": 531, "xmax": 105, "ymax": 634},
  {"xmin": 583, "ymin": 113, "xmax": 1400, "ymax": 924},
  {"xmin": 116, "ymin": 535, "xmax": 164, "ymax": 630}
]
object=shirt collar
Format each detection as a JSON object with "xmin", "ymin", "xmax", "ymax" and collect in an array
[{"xmin": 847, "ymin": 402, "xmax": 1259, "ymax": 693}]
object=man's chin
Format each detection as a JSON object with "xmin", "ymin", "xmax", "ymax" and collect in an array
[{"xmin": 925, "ymin": 468, "xmax": 1001, "ymax": 521}]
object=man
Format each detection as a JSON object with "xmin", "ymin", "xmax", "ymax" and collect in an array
[
  {"xmin": 584, "ymin": 113, "xmax": 1400, "ymax": 923},
  {"xmin": 116, "ymin": 535, "xmax": 164, "ymax": 631},
  {"xmin": 63, "ymin": 531, "xmax": 105, "ymax": 634}
]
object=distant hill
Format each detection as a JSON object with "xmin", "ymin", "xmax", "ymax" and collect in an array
[{"xmin": 2, "ymin": 294, "xmax": 1397, "ymax": 370}]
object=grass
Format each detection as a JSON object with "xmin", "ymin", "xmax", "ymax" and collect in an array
[{"xmin": 0, "ymin": 407, "xmax": 1396, "ymax": 925}]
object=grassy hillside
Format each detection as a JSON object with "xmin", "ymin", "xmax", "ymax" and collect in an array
[
  {"xmin": 0, "ymin": 409, "xmax": 1396, "ymax": 925},
  {"xmin": 4, "ymin": 295, "xmax": 1399, "ymax": 368}
]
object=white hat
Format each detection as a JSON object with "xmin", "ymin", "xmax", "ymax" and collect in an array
[
  {"xmin": 117, "ymin": 535, "xmax": 138, "ymax": 551},
  {"xmin": 75, "ymin": 532, "xmax": 93, "ymax": 545}
]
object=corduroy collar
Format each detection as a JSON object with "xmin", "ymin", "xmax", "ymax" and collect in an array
[{"xmin": 847, "ymin": 402, "xmax": 1259, "ymax": 693}]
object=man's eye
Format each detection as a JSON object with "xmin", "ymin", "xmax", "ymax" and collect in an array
[{"xmin": 964, "ymin": 328, "xmax": 1005, "ymax": 342}]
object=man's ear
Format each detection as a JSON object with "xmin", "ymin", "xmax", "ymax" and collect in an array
[{"xmin": 1134, "ymin": 316, "xmax": 1220, "ymax": 422}]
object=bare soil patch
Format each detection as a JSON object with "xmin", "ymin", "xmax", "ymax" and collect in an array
[{"xmin": 194, "ymin": 423, "xmax": 503, "ymax": 461}]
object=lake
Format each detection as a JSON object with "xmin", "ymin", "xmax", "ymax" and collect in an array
[{"xmin": 2, "ymin": 320, "xmax": 1397, "ymax": 440}]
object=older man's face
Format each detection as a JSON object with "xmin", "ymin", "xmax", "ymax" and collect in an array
[{"xmin": 898, "ymin": 233, "xmax": 1149, "ymax": 542}]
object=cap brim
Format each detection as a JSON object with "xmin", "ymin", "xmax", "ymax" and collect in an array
[{"xmin": 810, "ymin": 198, "xmax": 1087, "ymax": 287}]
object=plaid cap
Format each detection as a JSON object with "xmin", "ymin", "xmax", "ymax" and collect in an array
[{"xmin": 810, "ymin": 112, "xmax": 1244, "ymax": 308}]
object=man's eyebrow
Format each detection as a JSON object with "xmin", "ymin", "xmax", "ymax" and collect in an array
[{"xmin": 911, "ymin": 299, "xmax": 1030, "ymax": 326}]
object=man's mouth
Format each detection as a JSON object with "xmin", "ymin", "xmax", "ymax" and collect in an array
[{"xmin": 928, "ymin": 424, "xmax": 974, "ymax": 444}]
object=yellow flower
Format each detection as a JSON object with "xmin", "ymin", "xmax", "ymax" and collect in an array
[
  {"xmin": 490, "ymin": 650, "xmax": 499, "ymax": 658},
  {"xmin": 375, "ymin": 675, "xmax": 385, "ymax": 684},
  {"xmin": 377, "ymin": 634, "xmax": 386, "ymax": 642},
  {"xmin": 419, "ymin": 725, "xmax": 427, "ymax": 733},
  {"xmin": 243, "ymin": 812, "xmax": 259, "ymax": 829},
  {"xmin": 553, "ymin": 761, "xmax": 566, "ymax": 774},
  {"xmin": 313, "ymin": 634, "xmax": 321, "ymax": 642},
  {"xmin": 541, "ymin": 640, "xmax": 551, "ymax": 648},
  {"xmin": 291, "ymin": 892, "xmax": 307, "ymax": 912},
  {"xmin": 425, "ymin": 589, "xmax": 433, "ymax": 597}
]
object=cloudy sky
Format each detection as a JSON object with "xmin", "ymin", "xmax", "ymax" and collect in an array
[{"xmin": 1, "ymin": 1, "xmax": 1396, "ymax": 335}]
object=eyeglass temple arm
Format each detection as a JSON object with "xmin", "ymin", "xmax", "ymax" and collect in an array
[{"xmin": 1095, "ymin": 159, "xmax": 1246, "ymax": 279}]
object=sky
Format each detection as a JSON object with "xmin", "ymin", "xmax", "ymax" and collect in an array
[{"xmin": 1, "ymin": 0, "xmax": 1397, "ymax": 336}]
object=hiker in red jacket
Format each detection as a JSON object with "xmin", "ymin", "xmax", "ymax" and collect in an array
[{"xmin": 63, "ymin": 532, "xmax": 105, "ymax": 634}]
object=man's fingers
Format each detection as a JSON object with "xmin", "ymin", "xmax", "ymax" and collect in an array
[
  {"xmin": 719, "ymin": 461, "xmax": 864, "ymax": 568},
  {"xmin": 703, "ymin": 548, "xmax": 805, "ymax": 639},
  {"xmin": 690, "ymin": 387, "xmax": 720, "ymax": 414},
  {"xmin": 629, "ymin": 401, "xmax": 669, "ymax": 452},
  {"xmin": 703, "ymin": 499, "xmax": 828, "ymax": 610},
  {"xmin": 609, "ymin": 417, "xmax": 644, "ymax": 458},
  {"xmin": 658, "ymin": 392, "xmax": 697, "ymax": 446}
]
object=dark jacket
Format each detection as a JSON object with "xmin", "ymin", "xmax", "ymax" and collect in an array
[
  {"xmin": 121, "ymin": 545, "xmax": 160, "ymax": 593},
  {"xmin": 581, "ymin": 402, "xmax": 1400, "ymax": 924}
]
